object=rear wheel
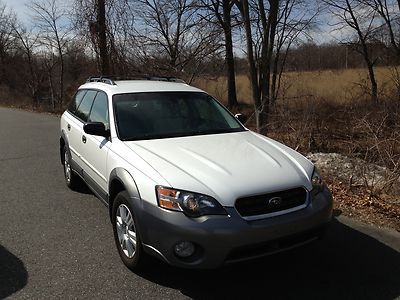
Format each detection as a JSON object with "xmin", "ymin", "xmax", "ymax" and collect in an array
[
  {"xmin": 63, "ymin": 145, "xmax": 80, "ymax": 190},
  {"xmin": 112, "ymin": 191, "xmax": 147, "ymax": 271}
]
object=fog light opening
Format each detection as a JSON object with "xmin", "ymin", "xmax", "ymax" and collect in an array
[{"xmin": 174, "ymin": 241, "xmax": 196, "ymax": 258}]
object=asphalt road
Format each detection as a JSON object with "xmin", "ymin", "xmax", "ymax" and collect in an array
[{"xmin": 0, "ymin": 107, "xmax": 399, "ymax": 299}]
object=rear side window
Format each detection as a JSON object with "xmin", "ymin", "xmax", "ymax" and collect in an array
[
  {"xmin": 75, "ymin": 90, "xmax": 97, "ymax": 122},
  {"xmin": 88, "ymin": 91, "xmax": 109, "ymax": 126},
  {"xmin": 68, "ymin": 90, "xmax": 87, "ymax": 114}
]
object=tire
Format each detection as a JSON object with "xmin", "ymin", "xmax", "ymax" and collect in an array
[
  {"xmin": 63, "ymin": 145, "xmax": 81, "ymax": 190},
  {"xmin": 112, "ymin": 191, "xmax": 147, "ymax": 271}
]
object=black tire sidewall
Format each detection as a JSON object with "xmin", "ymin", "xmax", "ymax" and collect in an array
[
  {"xmin": 112, "ymin": 191, "xmax": 144, "ymax": 271},
  {"xmin": 63, "ymin": 145, "xmax": 73, "ymax": 188}
]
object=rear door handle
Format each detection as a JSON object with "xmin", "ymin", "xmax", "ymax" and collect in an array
[
  {"xmin": 67, "ymin": 124, "xmax": 71, "ymax": 131},
  {"xmin": 82, "ymin": 135, "xmax": 86, "ymax": 143}
]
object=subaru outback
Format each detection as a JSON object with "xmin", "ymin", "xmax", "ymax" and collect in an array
[{"xmin": 59, "ymin": 76, "xmax": 333, "ymax": 270}]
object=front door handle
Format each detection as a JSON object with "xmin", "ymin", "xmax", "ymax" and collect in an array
[{"xmin": 82, "ymin": 135, "xmax": 87, "ymax": 143}]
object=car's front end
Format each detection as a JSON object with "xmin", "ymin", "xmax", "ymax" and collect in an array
[
  {"xmin": 122, "ymin": 131, "xmax": 333, "ymax": 269},
  {"xmin": 132, "ymin": 173, "xmax": 332, "ymax": 269}
]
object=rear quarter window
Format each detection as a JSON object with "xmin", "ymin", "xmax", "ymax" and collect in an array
[{"xmin": 68, "ymin": 90, "xmax": 87, "ymax": 114}]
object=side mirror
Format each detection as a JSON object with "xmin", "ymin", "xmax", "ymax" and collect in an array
[
  {"xmin": 235, "ymin": 113, "xmax": 247, "ymax": 124},
  {"xmin": 83, "ymin": 122, "xmax": 110, "ymax": 138}
]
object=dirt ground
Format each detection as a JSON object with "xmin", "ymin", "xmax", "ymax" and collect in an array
[{"xmin": 325, "ymin": 174, "xmax": 400, "ymax": 231}]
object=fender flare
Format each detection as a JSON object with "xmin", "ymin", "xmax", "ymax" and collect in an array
[
  {"xmin": 60, "ymin": 130, "xmax": 69, "ymax": 165},
  {"xmin": 108, "ymin": 167, "xmax": 142, "ymax": 218}
]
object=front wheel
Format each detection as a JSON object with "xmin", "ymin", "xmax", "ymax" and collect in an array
[{"xmin": 112, "ymin": 191, "xmax": 147, "ymax": 271}]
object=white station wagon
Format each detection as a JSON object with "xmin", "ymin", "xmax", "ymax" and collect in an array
[{"xmin": 60, "ymin": 76, "xmax": 333, "ymax": 270}]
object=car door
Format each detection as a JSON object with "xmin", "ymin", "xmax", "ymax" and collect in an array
[
  {"xmin": 80, "ymin": 90, "xmax": 111, "ymax": 199},
  {"xmin": 65, "ymin": 89, "xmax": 97, "ymax": 174}
]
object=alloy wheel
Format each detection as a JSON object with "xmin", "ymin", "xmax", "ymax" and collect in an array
[
  {"xmin": 115, "ymin": 204, "xmax": 137, "ymax": 258},
  {"xmin": 64, "ymin": 150, "xmax": 71, "ymax": 184}
]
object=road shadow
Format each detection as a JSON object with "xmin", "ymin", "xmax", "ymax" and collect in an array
[
  {"xmin": 137, "ymin": 219, "xmax": 400, "ymax": 299},
  {"xmin": 0, "ymin": 245, "xmax": 28, "ymax": 299}
]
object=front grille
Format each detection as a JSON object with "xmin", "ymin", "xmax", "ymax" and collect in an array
[{"xmin": 235, "ymin": 187, "xmax": 307, "ymax": 217}]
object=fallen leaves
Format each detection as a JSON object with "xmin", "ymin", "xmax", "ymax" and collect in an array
[{"xmin": 325, "ymin": 176, "xmax": 400, "ymax": 231}]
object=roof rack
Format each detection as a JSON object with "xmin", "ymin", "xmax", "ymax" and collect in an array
[
  {"xmin": 85, "ymin": 75, "xmax": 186, "ymax": 85},
  {"xmin": 86, "ymin": 76, "xmax": 116, "ymax": 85}
]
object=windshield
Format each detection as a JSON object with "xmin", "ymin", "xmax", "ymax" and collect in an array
[{"xmin": 113, "ymin": 92, "xmax": 245, "ymax": 141}]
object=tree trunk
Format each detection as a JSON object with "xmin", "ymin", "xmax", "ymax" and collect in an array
[
  {"xmin": 359, "ymin": 27, "xmax": 378, "ymax": 104},
  {"xmin": 271, "ymin": 49, "xmax": 280, "ymax": 105},
  {"xmin": 367, "ymin": 63, "xmax": 378, "ymax": 104},
  {"xmin": 265, "ymin": 0, "xmax": 279, "ymax": 105},
  {"xmin": 48, "ymin": 71, "xmax": 55, "ymax": 111},
  {"xmin": 97, "ymin": 0, "xmax": 109, "ymax": 74},
  {"xmin": 268, "ymin": 1, "xmax": 280, "ymax": 105},
  {"xmin": 223, "ymin": 0, "xmax": 238, "ymax": 108},
  {"xmin": 258, "ymin": 0, "xmax": 279, "ymax": 133},
  {"xmin": 345, "ymin": 0, "xmax": 378, "ymax": 104},
  {"xmin": 55, "ymin": 30, "xmax": 64, "ymax": 109},
  {"xmin": 241, "ymin": 0, "xmax": 261, "ymax": 130},
  {"xmin": 27, "ymin": 51, "xmax": 38, "ymax": 109}
]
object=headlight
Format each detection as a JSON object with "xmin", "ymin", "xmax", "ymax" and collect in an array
[
  {"xmin": 311, "ymin": 167, "xmax": 324, "ymax": 193},
  {"xmin": 156, "ymin": 186, "xmax": 227, "ymax": 217}
]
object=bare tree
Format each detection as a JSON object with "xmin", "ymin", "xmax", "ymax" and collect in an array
[
  {"xmin": 360, "ymin": 0, "xmax": 400, "ymax": 100},
  {"xmin": 134, "ymin": 0, "xmax": 222, "ymax": 81},
  {"xmin": 237, "ymin": 0, "xmax": 279, "ymax": 133},
  {"xmin": 361, "ymin": 0, "xmax": 400, "ymax": 57},
  {"xmin": 200, "ymin": 0, "xmax": 239, "ymax": 108},
  {"xmin": 73, "ymin": 0, "xmax": 137, "ymax": 74},
  {"xmin": 12, "ymin": 24, "xmax": 43, "ymax": 108},
  {"xmin": 271, "ymin": 0, "xmax": 318, "ymax": 105},
  {"xmin": 30, "ymin": 0, "xmax": 70, "ymax": 108},
  {"xmin": 0, "ymin": 1, "xmax": 16, "ymax": 83},
  {"xmin": 324, "ymin": 0, "xmax": 379, "ymax": 104},
  {"xmin": 95, "ymin": 0, "xmax": 109, "ymax": 74},
  {"xmin": 236, "ymin": 0, "xmax": 319, "ymax": 131}
]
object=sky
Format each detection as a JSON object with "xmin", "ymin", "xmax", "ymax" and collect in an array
[
  {"xmin": 2, "ymin": 0, "xmax": 347, "ymax": 45},
  {"xmin": 3, "ymin": 0, "xmax": 36, "ymax": 24},
  {"xmin": 3, "ymin": 0, "xmax": 72, "ymax": 25}
]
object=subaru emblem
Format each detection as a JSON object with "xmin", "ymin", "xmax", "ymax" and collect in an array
[{"xmin": 268, "ymin": 197, "xmax": 282, "ymax": 206}]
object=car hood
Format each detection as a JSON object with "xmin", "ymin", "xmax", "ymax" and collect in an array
[{"xmin": 124, "ymin": 131, "xmax": 314, "ymax": 206}]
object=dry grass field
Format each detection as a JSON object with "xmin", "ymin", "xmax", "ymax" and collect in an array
[{"xmin": 193, "ymin": 67, "xmax": 398, "ymax": 105}]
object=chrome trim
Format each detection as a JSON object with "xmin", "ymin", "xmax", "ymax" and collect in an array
[
  {"xmin": 239, "ymin": 189, "xmax": 310, "ymax": 221},
  {"xmin": 142, "ymin": 243, "xmax": 169, "ymax": 263}
]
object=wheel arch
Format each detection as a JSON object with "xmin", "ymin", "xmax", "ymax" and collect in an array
[
  {"xmin": 60, "ymin": 130, "xmax": 68, "ymax": 165},
  {"xmin": 108, "ymin": 168, "xmax": 141, "ymax": 220}
]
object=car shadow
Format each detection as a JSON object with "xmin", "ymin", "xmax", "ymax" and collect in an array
[
  {"xmin": 0, "ymin": 245, "xmax": 28, "ymax": 299},
  {"xmin": 137, "ymin": 218, "xmax": 400, "ymax": 299},
  {"xmin": 73, "ymin": 180, "xmax": 93, "ymax": 195}
]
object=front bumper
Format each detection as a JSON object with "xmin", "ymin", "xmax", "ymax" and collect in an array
[{"xmin": 135, "ymin": 186, "xmax": 333, "ymax": 269}]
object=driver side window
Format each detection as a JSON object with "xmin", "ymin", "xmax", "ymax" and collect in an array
[{"xmin": 88, "ymin": 91, "xmax": 109, "ymax": 128}]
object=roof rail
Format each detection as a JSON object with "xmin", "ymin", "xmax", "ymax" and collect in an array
[
  {"xmin": 86, "ymin": 76, "xmax": 116, "ymax": 85},
  {"xmin": 145, "ymin": 76, "xmax": 186, "ymax": 83},
  {"xmin": 85, "ymin": 75, "xmax": 186, "ymax": 85}
]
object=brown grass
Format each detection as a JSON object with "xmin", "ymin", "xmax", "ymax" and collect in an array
[{"xmin": 193, "ymin": 67, "xmax": 397, "ymax": 105}]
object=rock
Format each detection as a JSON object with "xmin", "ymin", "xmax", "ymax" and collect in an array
[{"xmin": 307, "ymin": 152, "xmax": 400, "ymax": 194}]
